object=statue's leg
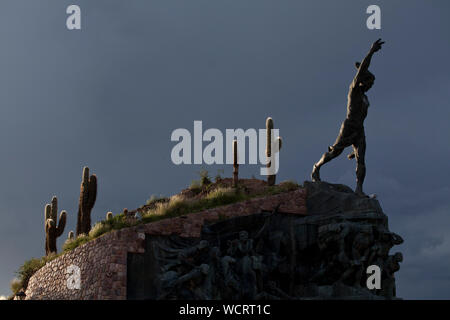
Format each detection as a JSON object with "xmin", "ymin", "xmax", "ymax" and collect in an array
[
  {"xmin": 311, "ymin": 146, "xmax": 344, "ymax": 182},
  {"xmin": 312, "ymin": 121, "xmax": 355, "ymax": 182},
  {"xmin": 354, "ymin": 132, "xmax": 366, "ymax": 196}
]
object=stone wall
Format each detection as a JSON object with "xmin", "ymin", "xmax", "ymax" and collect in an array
[
  {"xmin": 25, "ymin": 189, "xmax": 307, "ymax": 300},
  {"xmin": 25, "ymin": 227, "xmax": 145, "ymax": 300}
]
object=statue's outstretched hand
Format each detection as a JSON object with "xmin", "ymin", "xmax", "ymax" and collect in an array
[{"xmin": 371, "ymin": 38, "xmax": 385, "ymax": 53}]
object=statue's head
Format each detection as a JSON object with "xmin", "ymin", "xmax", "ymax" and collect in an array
[{"xmin": 355, "ymin": 62, "xmax": 375, "ymax": 92}]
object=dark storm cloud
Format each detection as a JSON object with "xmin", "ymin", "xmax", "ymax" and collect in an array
[{"xmin": 0, "ymin": 0, "xmax": 449, "ymax": 299}]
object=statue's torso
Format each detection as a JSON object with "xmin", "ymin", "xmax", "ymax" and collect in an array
[{"xmin": 346, "ymin": 85, "xmax": 369, "ymax": 127}]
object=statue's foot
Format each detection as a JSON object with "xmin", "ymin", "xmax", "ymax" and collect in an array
[
  {"xmin": 355, "ymin": 186, "xmax": 368, "ymax": 198},
  {"xmin": 311, "ymin": 165, "xmax": 321, "ymax": 182}
]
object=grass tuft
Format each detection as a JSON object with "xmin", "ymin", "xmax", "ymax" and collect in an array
[
  {"xmin": 142, "ymin": 187, "xmax": 247, "ymax": 223},
  {"xmin": 189, "ymin": 180, "xmax": 202, "ymax": 194},
  {"xmin": 62, "ymin": 234, "xmax": 90, "ymax": 252},
  {"xmin": 189, "ymin": 169, "xmax": 213, "ymax": 194},
  {"xmin": 146, "ymin": 194, "xmax": 168, "ymax": 206},
  {"xmin": 264, "ymin": 180, "xmax": 300, "ymax": 195}
]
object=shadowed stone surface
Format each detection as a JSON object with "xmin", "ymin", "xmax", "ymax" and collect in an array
[
  {"xmin": 25, "ymin": 182, "xmax": 402, "ymax": 300},
  {"xmin": 127, "ymin": 182, "xmax": 403, "ymax": 300},
  {"xmin": 304, "ymin": 181, "xmax": 383, "ymax": 215}
]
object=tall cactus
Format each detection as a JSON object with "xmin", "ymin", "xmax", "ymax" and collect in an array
[
  {"xmin": 44, "ymin": 196, "xmax": 67, "ymax": 255},
  {"xmin": 266, "ymin": 117, "xmax": 283, "ymax": 186},
  {"xmin": 232, "ymin": 139, "xmax": 239, "ymax": 187},
  {"xmin": 76, "ymin": 166, "xmax": 97, "ymax": 236}
]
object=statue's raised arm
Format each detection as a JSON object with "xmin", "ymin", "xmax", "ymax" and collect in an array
[{"xmin": 351, "ymin": 39, "xmax": 384, "ymax": 89}]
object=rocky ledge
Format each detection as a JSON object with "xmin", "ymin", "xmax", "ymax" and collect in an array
[{"xmin": 127, "ymin": 181, "xmax": 403, "ymax": 300}]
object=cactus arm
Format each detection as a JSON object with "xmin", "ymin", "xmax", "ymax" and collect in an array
[
  {"xmin": 45, "ymin": 204, "xmax": 51, "ymax": 229},
  {"xmin": 277, "ymin": 137, "xmax": 282, "ymax": 151},
  {"xmin": 68, "ymin": 231, "xmax": 74, "ymax": 240},
  {"xmin": 55, "ymin": 210, "xmax": 67, "ymax": 237}
]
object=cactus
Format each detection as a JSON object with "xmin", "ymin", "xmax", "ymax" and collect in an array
[
  {"xmin": 44, "ymin": 196, "xmax": 67, "ymax": 255},
  {"xmin": 68, "ymin": 231, "xmax": 74, "ymax": 240},
  {"xmin": 76, "ymin": 166, "xmax": 97, "ymax": 236},
  {"xmin": 232, "ymin": 139, "xmax": 239, "ymax": 187},
  {"xmin": 266, "ymin": 117, "xmax": 282, "ymax": 186},
  {"xmin": 277, "ymin": 136, "xmax": 282, "ymax": 151},
  {"xmin": 106, "ymin": 212, "xmax": 113, "ymax": 221}
]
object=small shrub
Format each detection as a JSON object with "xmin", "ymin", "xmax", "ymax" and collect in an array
[
  {"xmin": 146, "ymin": 194, "xmax": 167, "ymax": 206},
  {"xmin": 198, "ymin": 169, "xmax": 212, "ymax": 186},
  {"xmin": 203, "ymin": 187, "xmax": 245, "ymax": 207},
  {"xmin": 189, "ymin": 180, "xmax": 202, "ymax": 194},
  {"xmin": 79, "ymin": 213, "xmax": 137, "ymax": 244},
  {"xmin": 10, "ymin": 278, "xmax": 22, "ymax": 295},
  {"xmin": 109, "ymin": 212, "xmax": 135, "ymax": 229},
  {"xmin": 153, "ymin": 195, "xmax": 191, "ymax": 218},
  {"xmin": 89, "ymin": 222, "xmax": 111, "ymax": 239},
  {"xmin": 62, "ymin": 234, "xmax": 90, "ymax": 252},
  {"xmin": 189, "ymin": 170, "xmax": 218, "ymax": 194},
  {"xmin": 264, "ymin": 180, "xmax": 300, "ymax": 195},
  {"xmin": 16, "ymin": 258, "xmax": 45, "ymax": 290},
  {"xmin": 276, "ymin": 180, "xmax": 300, "ymax": 192},
  {"xmin": 142, "ymin": 195, "xmax": 187, "ymax": 222},
  {"xmin": 215, "ymin": 169, "xmax": 224, "ymax": 182},
  {"xmin": 15, "ymin": 253, "xmax": 58, "ymax": 293}
]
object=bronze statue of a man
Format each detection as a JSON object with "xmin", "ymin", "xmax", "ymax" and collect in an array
[{"xmin": 311, "ymin": 39, "xmax": 385, "ymax": 196}]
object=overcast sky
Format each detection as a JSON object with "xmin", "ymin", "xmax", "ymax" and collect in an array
[{"xmin": 0, "ymin": 0, "xmax": 449, "ymax": 299}]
